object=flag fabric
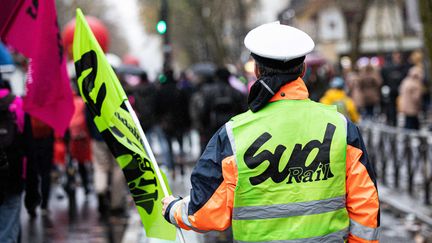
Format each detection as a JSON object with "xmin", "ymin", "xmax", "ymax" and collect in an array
[
  {"xmin": 73, "ymin": 9, "xmax": 176, "ymax": 241},
  {"xmin": 0, "ymin": 0, "xmax": 74, "ymax": 135},
  {"xmin": 0, "ymin": 0, "xmax": 34, "ymax": 57}
]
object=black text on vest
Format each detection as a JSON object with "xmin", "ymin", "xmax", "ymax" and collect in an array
[{"xmin": 244, "ymin": 123, "xmax": 336, "ymax": 186}]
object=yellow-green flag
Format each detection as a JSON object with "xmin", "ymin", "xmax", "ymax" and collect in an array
[{"xmin": 73, "ymin": 9, "xmax": 176, "ymax": 241}]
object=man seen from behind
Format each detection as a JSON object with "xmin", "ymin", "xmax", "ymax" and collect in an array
[{"xmin": 162, "ymin": 22, "xmax": 380, "ymax": 243}]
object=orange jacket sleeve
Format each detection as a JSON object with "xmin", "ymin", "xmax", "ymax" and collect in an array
[
  {"xmin": 166, "ymin": 125, "xmax": 237, "ymax": 232},
  {"xmin": 169, "ymin": 156, "xmax": 237, "ymax": 232},
  {"xmin": 346, "ymin": 120, "xmax": 380, "ymax": 242}
]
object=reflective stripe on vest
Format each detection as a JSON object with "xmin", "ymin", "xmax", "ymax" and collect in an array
[
  {"xmin": 234, "ymin": 228, "xmax": 349, "ymax": 243},
  {"xmin": 233, "ymin": 196, "xmax": 345, "ymax": 220},
  {"xmin": 230, "ymin": 99, "xmax": 348, "ymax": 242}
]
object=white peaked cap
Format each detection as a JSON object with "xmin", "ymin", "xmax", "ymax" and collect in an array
[{"xmin": 244, "ymin": 22, "xmax": 315, "ymax": 61}]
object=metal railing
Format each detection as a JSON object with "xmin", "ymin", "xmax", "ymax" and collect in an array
[{"xmin": 359, "ymin": 122, "xmax": 432, "ymax": 205}]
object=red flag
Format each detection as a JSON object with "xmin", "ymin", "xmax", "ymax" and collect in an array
[{"xmin": 0, "ymin": 0, "xmax": 74, "ymax": 135}]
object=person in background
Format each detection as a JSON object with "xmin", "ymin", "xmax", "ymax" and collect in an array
[
  {"xmin": 381, "ymin": 52, "xmax": 410, "ymax": 126},
  {"xmin": 358, "ymin": 64, "xmax": 382, "ymax": 119},
  {"xmin": 68, "ymin": 91, "xmax": 92, "ymax": 195},
  {"xmin": 130, "ymin": 71, "xmax": 157, "ymax": 135},
  {"xmin": 345, "ymin": 69, "xmax": 364, "ymax": 112},
  {"xmin": 398, "ymin": 66, "xmax": 424, "ymax": 130},
  {"xmin": 0, "ymin": 78, "xmax": 39, "ymax": 242},
  {"xmin": 189, "ymin": 67, "xmax": 247, "ymax": 152},
  {"xmin": 155, "ymin": 69, "xmax": 190, "ymax": 177},
  {"xmin": 320, "ymin": 76, "xmax": 360, "ymax": 123},
  {"xmin": 29, "ymin": 115, "xmax": 54, "ymax": 216},
  {"xmin": 162, "ymin": 22, "xmax": 379, "ymax": 242},
  {"xmin": 408, "ymin": 50, "xmax": 429, "ymax": 115},
  {"xmin": 303, "ymin": 64, "xmax": 329, "ymax": 101},
  {"xmin": 51, "ymin": 133, "xmax": 66, "ymax": 193},
  {"xmin": 86, "ymin": 107, "xmax": 127, "ymax": 216}
]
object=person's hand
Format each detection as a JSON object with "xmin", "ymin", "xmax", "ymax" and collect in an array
[{"xmin": 162, "ymin": 195, "xmax": 178, "ymax": 216}]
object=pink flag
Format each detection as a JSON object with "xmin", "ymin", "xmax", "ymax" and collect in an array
[{"xmin": 0, "ymin": 0, "xmax": 74, "ymax": 136}]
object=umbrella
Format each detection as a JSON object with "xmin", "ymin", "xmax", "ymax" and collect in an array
[
  {"xmin": 190, "ymin": 62, "xmax": 216, "ymax": 77},
  {"xmin": 305, "ymin": 52, "xmax": 326, "ymax": 66},
  {"xmin": 0, "ymin": 42, "xmax": 15, "ymax": 73},
  {"xmin": 115, "ymin": 64, "xmax": 146, "ymax": 76}
]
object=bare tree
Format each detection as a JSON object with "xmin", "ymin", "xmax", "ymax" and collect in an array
[
  {"xmin": 139, "ymin": 0, "xmax": 256, "ymax": 68},
  {"xmin": 338, "ymin": 0, "xmax": 372, "ymax": 64},
  {"xmin": 419, "ymin": 0, "xmax": 432, "ymax": 76},
  {"xmin": 289, "ymin": 0, "xmax": 372, "ymax": 64}
]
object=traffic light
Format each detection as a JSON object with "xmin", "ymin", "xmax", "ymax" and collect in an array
[{"xmin": 156, "ymin": 20, "xmax": 167, "ymax": 35}]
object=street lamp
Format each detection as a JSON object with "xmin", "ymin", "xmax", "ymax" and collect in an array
[
  {"xmin": 158, "ymin": 0, "xmax": 171, "ymax": 70},
  {"xmin": 156, "ymin": 20, "xmax": 167, "ymax": 35}
]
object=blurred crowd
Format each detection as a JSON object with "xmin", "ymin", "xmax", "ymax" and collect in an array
[
  {"xmin": 0, "ymin": 51, "xmax": 251, "ymax": 235},
  {"xmin": 33, "ymin": 59, "xmax": 250, "ymax": 221},
  {"xmin": 0, "ymin": 46, "xmax": 430, "ymax": 242},
  {"xmin": 307, "ymin": 50, "xmax": 428, "ymax": 130}
]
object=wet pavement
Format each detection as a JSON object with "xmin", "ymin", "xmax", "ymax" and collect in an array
[
  {"xmin": 18, "ymin": 166, "xmax": 427, "ymax": 243},
  {"xmin": 20, "ymin": 185, "xmax": 128, "ymax": 243},
  {"xmin": 17, "ymin": 130, "xmax": 431, "ymax": 243},
  {"xmin": 130, "ymin": 169, "xmax": 422, "ymax": 243},
  {"xmin": 380, "ymin": 206, "xmax": 417, "ymax": 243}
]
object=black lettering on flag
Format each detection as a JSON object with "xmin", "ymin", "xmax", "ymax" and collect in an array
[
  {"xmin": 75, "ymin": 50, "xmax": 106, "ymax": 117},
  {"xmin": 114, "ymin": 111, "xmax": 145, "ymax": 148},
  {"xmin": 55, "ymin": 20, "xmax": 64, "ymax": 64},
  {"xmin": 123, "ymin": 154, "xmax": 158, "ymax": 214},
  {"xmin": 100, "ymin": 130, "xmax": 159, "ymax": 214},
  {"xmin": 76, "ymin": 50, "xmax": 158, "ymax": 215},
  {"xmin": 26, "ymin": 0, "xmax": 39, "ymax": 19}
]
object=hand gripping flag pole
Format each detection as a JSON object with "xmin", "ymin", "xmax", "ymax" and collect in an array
[{"xmin": 73, "ymin": 8, "xmax": 185, "ymax": 242}]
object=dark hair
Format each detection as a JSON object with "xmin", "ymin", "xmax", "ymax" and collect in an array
[
  {"xmin": 139, "ymin": 71, "xmax": 148, "ymax": 82},
  {"xmin": 215, "ymin": 67, "xmax": 231, "ymax": 83},
  {"xmin": 0, "ymin": 79, "xmax": 12, "ymax": 91},
  {"xmin": 256, "ymin": 61, "xmax": 304, "ymax": 77}
]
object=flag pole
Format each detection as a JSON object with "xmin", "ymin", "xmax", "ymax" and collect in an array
[{"xmin": 124, "ymin": 100, "xmax": 186, "ymax": 243}]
